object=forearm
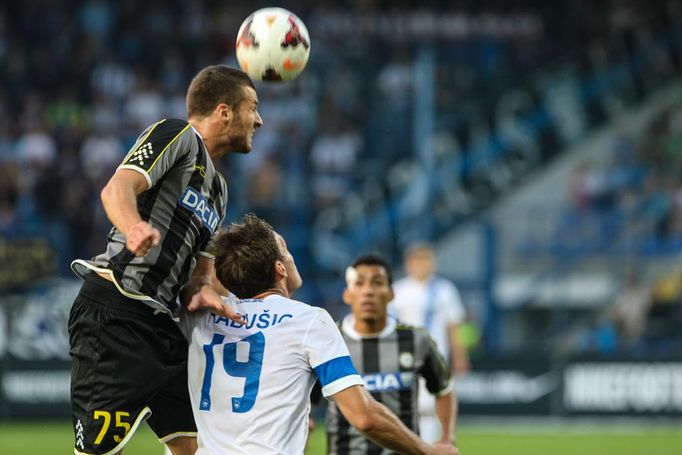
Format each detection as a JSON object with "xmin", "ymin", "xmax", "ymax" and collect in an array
[
  {"xmin": 360, "ymin": 400, "xmax": 433, "ymax": 455},
  {"xmin": 449, "ymin": 325, "xmax": 470, "ymax": 374},
  {"xmin": 101, "ymin": 179, "xmax": 143, "ymax": 235},
  {"xmin": 180, "ymin": 275, "xmax": 212, "ymax": 306},
  {"xmin": 435, "ymin": 392, "xmax": 456, "ymax": 443}
]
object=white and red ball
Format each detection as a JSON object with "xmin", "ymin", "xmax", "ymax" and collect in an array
[{"xmin": 236, "ymin": 7, "xmax": 311, "ymax": 82}]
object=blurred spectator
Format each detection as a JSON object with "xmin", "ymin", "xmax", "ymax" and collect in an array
[
  {"xmin": 79, "ymin": 129, "xmax": 124, "ymax": 180},
  {"xmin": 569, "ymin": 161, "xmax": 603, "ymax": 211},
  {"xmin": 605, "ymin": 270, "xmax": 651, "ymax": 348},
  {"xmin": 390, "ymin": 241, "xmax": 469, "ymax": 443},
  {"xmin": 309, "ymin": 118, "xmax": 362, "ymax": 209},
  {"xmin": 642, "ymin": 270, "xmax": 682, "ymax": 353},
  {"xmin": 376, "ymin": 49, "xmax": 413, "ymax": 160},
  {"xmin": 124, "ymin": 71, "xmax": 165, "ymax": 130},
  {"xmin": 16, "ymin": 124, "xmax": 56, "ymax": 167}
]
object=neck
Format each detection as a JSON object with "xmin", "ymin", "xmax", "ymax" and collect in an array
[
  {"xmin": 189, "ymin": 118, "xmax": 222, "ymax": 159},
  {"xmin": 253, "ymin": 286, "xmax": 288, "ymax": 299},
  {"xmin": 354, "ymin": 316, "xmax": 387, "ymax": 335}
]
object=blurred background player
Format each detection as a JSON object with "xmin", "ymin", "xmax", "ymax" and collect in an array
[
  {"xmin": 326, "ymin": 253, "xmax": 457, "ymax": 454},
  {"xmin": 390, "ymin": 242, "xmax": 469, "ymax": 443},
  {"xmin": 68, "ymin": 65, "xmax": 260, "ymax": 455},
  {"xmin": 181, "ymin": 214, "xmax": 457, "ymax": 455}
]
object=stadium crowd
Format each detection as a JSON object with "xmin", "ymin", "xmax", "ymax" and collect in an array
[
  {"xmin": 1, "ymin": 0, "xmax": 678, "ymax": 355},
  {"xmin": 563, "ymin": 105, "xmax": 682, "ymax": 355}
]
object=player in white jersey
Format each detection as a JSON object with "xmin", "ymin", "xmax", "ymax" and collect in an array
[
  {"xmin": 390, "ymin": 242, "xmax": 470, "ymax": 443},
  {"xmin": 181, "ymin": 214, "xmax": 458, "ymax": 455}
]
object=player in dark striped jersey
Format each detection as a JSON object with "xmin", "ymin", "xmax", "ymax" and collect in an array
[
  {"xmin": 326, "ymin": 253, "xmax": 458, "ymax": 455},
  {"xmin": 68, "ymin": 65, "xmax": 261, "ymax": 455}
]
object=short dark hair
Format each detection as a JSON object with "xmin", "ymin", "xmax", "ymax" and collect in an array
[
  {"xmin": 186, "ymin": 65, "xmax": 256, "ymax": 118},
  {"xmin": 350, "ymin": 253, "xmax": 393, "ymax": 285},
  {"xmin": 211, "ymin": 213, "xmax": 283, "ymax": 299}
]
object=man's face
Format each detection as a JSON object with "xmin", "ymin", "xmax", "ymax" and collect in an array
[
  {"xmin": 275, "ymin": 233, "xmax": 303, "ymax": 294},
  {"xmin": 405, "ymin": 249, "xmax": 435, "ymax": 281},
  {"xmin": 225, "ymin": 86, "xmax": 263, "ymax": 153},
  {"xmin": 343, "ymin": 264, "xmax": 394, "ymax": 324}
]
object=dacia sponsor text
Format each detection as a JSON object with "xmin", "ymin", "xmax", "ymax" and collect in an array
[{"xmin": 179, "ymin": 187, "xmax": 219, "ymax": 231}]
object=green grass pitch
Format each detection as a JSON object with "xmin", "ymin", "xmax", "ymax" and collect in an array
[{"xmin": 1, "ymin": 420, "xmax": 681, "ymax": 454}]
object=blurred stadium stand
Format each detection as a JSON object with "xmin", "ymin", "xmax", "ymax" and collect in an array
[{"xmin": 1, "ymin": 0, "xmax": 682, "ymax": 419}]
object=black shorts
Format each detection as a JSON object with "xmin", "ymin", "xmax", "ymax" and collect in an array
[{"xmin": 68, "ymin": 274, "xmax": 196, "ymax": 455}]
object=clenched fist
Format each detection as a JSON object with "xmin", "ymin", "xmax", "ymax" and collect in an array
[{"xmin": 126, "ymin": 220, "xmax": 161, "ymax": 256}]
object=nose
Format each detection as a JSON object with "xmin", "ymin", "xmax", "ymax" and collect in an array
[
  {"xmin": 361, "ymin": 284, "xmax": 375, "ymax": 296},
  {"xmin": 255, "ymin": 110, "xmax": 263, "ymax": 128}
]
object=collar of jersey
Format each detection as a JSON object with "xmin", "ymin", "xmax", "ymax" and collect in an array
[
  {"xmin": 341, "ymin": 314, "xmax": 397, "ymax": 340},
  {"xmin": 191, "ymin": 125, "xmax": 204, "ymax": 140},
  {"xmin": 233, "ymin": 294, "xmax": 286, "ymax": 303}
]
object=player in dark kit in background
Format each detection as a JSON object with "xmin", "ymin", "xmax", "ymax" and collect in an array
[
  {"xmin": 325, "ymin": 253, "xmax": 457, "ymax": 455},
  {"xmin": 68, "ymin": 65, "xmax": 262, "ymax": 455}
]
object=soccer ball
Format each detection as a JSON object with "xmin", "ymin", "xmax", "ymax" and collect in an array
[{"xmin": 236, "ymin": 7, "xmax": 311, "ymax": 82}]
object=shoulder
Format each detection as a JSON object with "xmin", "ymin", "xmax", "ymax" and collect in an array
[
  {"xmin": 141, "ymin": 119, "xmax": 194, "ymax": 152},
  {"xmin": 143, "ymin": 118, "xmax": 190, "ymax": 140},
  {"xmin": 395, "ymin": 320, "xmax": 425, "ymax": 336},
  {"xmin": 128, "ymin": 119, "xmax": 193, "ymax": 158},
  {"xmin": 396, "ymin": 322, "xmax": 435, "ymax": 346},
  {"xmin": 434, "ymin": 276, "xmax": 457, "ymax": 291},
  {"xmin": 304, "ymin": 305, "xmax": 340, "ymax": 332},
  {"xmin": 275, "ymin": 297, "xmax": 330, "ymax": 321}
]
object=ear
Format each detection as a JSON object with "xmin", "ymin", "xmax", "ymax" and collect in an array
[
  {"xmin": 274, "ymin": 260, "xmax": 287, "ymax": 279},
  {"xmin": 342, "ymin": 287, "xmax": 351, "ymax": 306},
  {"xmin": 216, "ymin": 103, "xmax": 232, "ymax": 123},
  {"xmin": 387, "ymin": 287, "xmax": 395, "ymax": 302}
]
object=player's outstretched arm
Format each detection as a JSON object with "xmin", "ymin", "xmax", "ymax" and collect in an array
[
  {"xmin": 332, "ymin": 385, "xmax": 459, "ymax": 455},
  {"xmin": 101, "ymin": 169, "xmax": 160, "ymax": 256},
  {"xmin": 181, "ymin": 256, "xmax": 244, "ymax": 324},
  {"xmin": 435, "ymin": 391, "xmax": 456, "ymax": 445}
]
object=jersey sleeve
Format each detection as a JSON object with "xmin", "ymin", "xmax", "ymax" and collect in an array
[
  {"xmin": 439, "ymin": 280, "xmax": 466, "ymax": 325},
  {"xmin": 119, "ymin": 119, "xmax": 193, "ymax": 189},
  {"xmin": 418, "ymin": 330, "xmax": 453, "ymax": 396},
  {"xmin": 304, "ymin": 309, "xmax": 363, "ymax": 398}
]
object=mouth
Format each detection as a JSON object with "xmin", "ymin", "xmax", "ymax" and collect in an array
[{"xmin": 360, "ymin": 301, "xmax": 376, "ymax": 311}]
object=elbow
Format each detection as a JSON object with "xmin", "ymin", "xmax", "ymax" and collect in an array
[
  {"xmin": 100, "ymin": 181, "xmax": 113, "ymax": 204},
  {"xmin": 352, "ymin": 413, "xmax": 377, "ymax": 434}
]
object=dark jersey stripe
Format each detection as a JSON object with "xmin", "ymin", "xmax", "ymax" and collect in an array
[
  {"xmin": 167, "ymin": 144, "xmax": 214, "ymax": 301},
  {"xmin": 138, "ymin": 161, "xmax": 205, "ymax": 304},
  {"xmin": 362, "ymin": 338, "xmax": 383, "ymax": 455},
  {"xmin": 107, "ymin": 170, "xmax": 168, "ymax": 283},
  {"xmin": 397, "ymin": 328, "xmax": 417, "ymax": 431}
]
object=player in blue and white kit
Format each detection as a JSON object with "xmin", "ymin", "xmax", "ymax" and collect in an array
[{"xmin": 181, "ymin": 214, "xmax": 458, "ymax": 455}]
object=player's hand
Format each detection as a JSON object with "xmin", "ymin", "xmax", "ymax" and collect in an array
[
  {"xmin": 429, "ymin": 442, "xmax": 459, "ymax": 455},
  {"xmin": 186, "ymin": 284, "xmax": 244, "ymax": 325},
  {"xmin": 125, "ymin": 221, "xmax": 161, "ymax": 256},
  {"xmin": 437, "ymin": 435, "xmax": 455, "ymax": 446}
]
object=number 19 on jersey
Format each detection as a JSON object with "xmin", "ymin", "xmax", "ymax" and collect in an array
[{"xmin": 200, "ymin": 332, "xmax": 265, "ymax": 413}]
